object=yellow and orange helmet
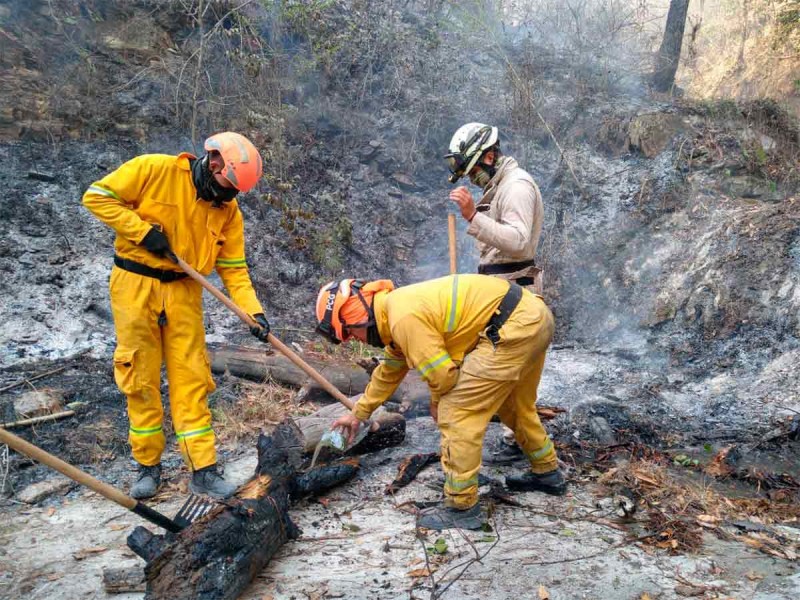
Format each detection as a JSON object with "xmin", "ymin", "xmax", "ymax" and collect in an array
[
  {"xmin": 203, "ymin": 131, "xmax": 263, "ymax": 192},
  {"xmin": 315, "ymin": 279, "xmax": 394, "ymax": 344}
]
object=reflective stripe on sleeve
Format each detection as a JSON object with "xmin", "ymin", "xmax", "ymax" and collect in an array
[
  {"xmin": 444, "ymin": 275, "xmax": 462, "ymax": 332},
  {"xmin": 215, "ymin": 257, "xmax": 247, "ymax": 268},
  {"xmin": 88, "ymin": 184, "xmax": 121, "ymax": 200},
  {"xmin": 417, "ymin": 350, "xmax": 452, "ymax": 379},
  {"xmin": 381, "ymin": 357, "xmax": 406, "ymax": 368}
]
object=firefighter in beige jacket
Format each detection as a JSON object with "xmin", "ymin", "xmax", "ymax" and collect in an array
[{"xmin": 445, "ymin": 122, "xmax": 544, "ymax": 463}]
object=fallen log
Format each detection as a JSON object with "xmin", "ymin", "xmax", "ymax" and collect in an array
[
  {"xmin": 293, "ymin": 403, "xmax": 405, "ymax": 455},
  {"xmin": 210, "ymin": 346, "xmax": 374, "ymax": 399},
  {"xmin": 212, "ymin": 345, "xmax": 562, "ymax": 423},
  {"xmin": 210, "ymin": 345, "xmax": 430, "ymax": 407},
  {"xmin": 127, "ymin": 416, "xmax": 406, "ymax": 599}
]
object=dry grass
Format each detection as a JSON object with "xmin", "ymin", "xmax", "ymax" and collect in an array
[
  {"xmin": 597, "ymin": 457, "xmax": 800, "ymax": 559},
  {"xmin": 679, "ymin": 1, "xmax": 800, "ymax": 115},
  {"xmin": 213, "ymin": 379, "xmax": 317, "ymax": 445}
]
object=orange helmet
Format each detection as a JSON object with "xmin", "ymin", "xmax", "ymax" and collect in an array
[
  {"xmin": 315, "ymin": 279, "xmax": 394, "ymax": 344},
  {"xmin": 203, "ymin": 132, "xmax": 263, "ymax": 192}
]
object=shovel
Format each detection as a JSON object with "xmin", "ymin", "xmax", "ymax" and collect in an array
[
  {"xmin": 0, "ymin": 427, "xmax": 212, "ymax": 533},
  {"xmin": 167, "ymin": 252, "xmax": 356, "ymax": 411},
  {"xmin": 448, "ymin": 213, "xmax": 458, "ymax": 275}
]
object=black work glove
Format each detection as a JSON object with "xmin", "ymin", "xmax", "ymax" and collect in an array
[
  {"xmin": 140, "ymin": 227, "xmax": 171, "ymax": 258},
  {"xmin": 250, "ymin": 313, "xmax": 270, "ymax": 342}
]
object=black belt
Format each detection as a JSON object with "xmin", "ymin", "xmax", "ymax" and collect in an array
[
  {"xmin": 113, "ymin": 255, "xmax": 188, "ymax": 282},
  {"xmin": 485, "ymin": 282, "xmax": 523, "ymax": 346},
  {"xmin": 478, "ymin": 259, "xmax": 535, "ymax": 276}
]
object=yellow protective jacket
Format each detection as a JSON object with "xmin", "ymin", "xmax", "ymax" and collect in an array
[
  {"xmin": 82, "ymin": 153, "xmax": 263, "ymax": 316},
  {"xmin": 352, "ymin": 274, "xmax": 513, "ymax": 420}
]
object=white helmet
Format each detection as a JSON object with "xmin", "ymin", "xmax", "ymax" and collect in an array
[{"xmin": 445, "ymin": 123, "xmax": 499, "ymax": 183}]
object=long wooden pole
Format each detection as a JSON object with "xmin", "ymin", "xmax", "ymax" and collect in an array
[
  {"xmin": 171, "ymin": 254, "xmax": 354, "ymax": 410},
  {"xmin": 1, "ymin": 410, "xmax": 75, "ymax": 429},
  {"xmin": 0, "ymin": 427, "xmax": 182, "ymax": 531},
  {"xmin": 448, "ymin": 213, "xmax": 457, "ymax": 275},
  {"xmin": 0, "ymin": 427, "xmax": 136, "ymax": 508}
]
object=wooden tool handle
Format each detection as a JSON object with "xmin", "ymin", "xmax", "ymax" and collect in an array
[
  {"xmin": 172, "ymin": 255, "xmax": 354, "ymax": 411},
  {"xmin": 0, "ymin": 427, "xmax": 136, "ymax": 510},
  {"xmin": 448, "ymin": 213, "xmax": 457, "ymax": 275}
]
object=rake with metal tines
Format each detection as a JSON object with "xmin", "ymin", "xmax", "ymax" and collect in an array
[{"xmin": 0, "ymin": 427, "xmax": 215, "ymax": 533}]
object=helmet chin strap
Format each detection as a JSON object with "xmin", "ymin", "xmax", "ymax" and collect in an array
[
  {"xmin": 191, "ymin": 156, "xmax": 238, "ymax": 207},
  {"xmin": 343, "ymin": 287, "xmax": 385, "ymax": 347}
]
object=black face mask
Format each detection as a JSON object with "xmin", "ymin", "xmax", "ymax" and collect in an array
[{"xmin": 191, "ymin": 156, "xmax": 238, "ymax": 207}]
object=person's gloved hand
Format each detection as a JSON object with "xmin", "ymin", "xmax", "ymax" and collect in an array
[
  {"xmin": 140, "ymin": 227, "xmax": 171, "ymax": 258},
  {"xmin": 250, "ymin": 313, "xmax": 270, "ymax": 342}
]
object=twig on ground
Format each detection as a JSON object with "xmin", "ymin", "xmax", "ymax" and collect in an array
[
  {"xmin": 413, "ymin": 523, "xmax": 438, "ymax": 598},
  {"xmin": 1, "ymin": 410, "xmax": 76, "ymax": 429},
  {"xmin": 431, "ymin": 513, "xmax": 501, "ymax": 599},
  {"xmin": 0, "ymin": 366, "xmax": 68, "ymax": 394},
  {"xmin": 0, "ymin": 443, "xmax": 9, "ymax": 495}
]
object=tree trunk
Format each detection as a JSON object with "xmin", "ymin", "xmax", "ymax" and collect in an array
[
  {"xmin": 210, "ymin": 345, "xmax": 430, "ymax": 407},
  {"xmin": 652, "ymin": 0, "xmax": 691, "ymax": 92},
  {"xmin": 210, "ymin": 346, "xmax": 375, "ymax": 399}
]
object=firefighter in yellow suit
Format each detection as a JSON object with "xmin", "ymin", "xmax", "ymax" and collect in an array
[
  {"xmin": 82, "ymin": 132, "xmax": 270, "ymax": 499},
  {"xmin": 315, "ymin": 274, "xmax": 566, "ymax": 531}
]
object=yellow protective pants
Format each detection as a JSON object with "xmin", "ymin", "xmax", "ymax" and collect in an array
[
  {"xmin": 109, "ymin": 267, "xmax": 217, "ymax": 471},
  {"xmin": 438, "ymin": 292, "xmax": 557, "ymax": 509}
]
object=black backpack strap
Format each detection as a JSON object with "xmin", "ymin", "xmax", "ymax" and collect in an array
[{"xmin": 485, "ymin": 282, "xmax": 523, "ymax": 346}]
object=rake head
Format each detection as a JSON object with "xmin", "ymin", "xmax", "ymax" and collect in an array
[{"xmin": 173, "ymin": 493, "xmax": 216, "ymax": 529}]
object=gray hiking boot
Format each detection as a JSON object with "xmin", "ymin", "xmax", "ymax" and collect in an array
[
  {"xmin": 418, "ymin": 503, "xmax": 483, "ymax": 531},
  {"xmin": 190, "ymin": 465, "xmax": 237, "ymax": 499},
  {"xmin": 482, "ymin": 440, "xmax": 525, "ymax": 465},
  {"xmin": 130, "ymin": 464, "xmax": 162, "ymax": 499},
  {"xmin": 505, "ymin": 468, "xmax": 567, "ymax": 496}
]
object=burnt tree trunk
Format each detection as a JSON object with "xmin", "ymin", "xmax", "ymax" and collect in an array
[
  {"xmin": 126, "ymin": 415, "xmax": 404, "ymax": 600},
  {"xmin": 210, "ymin": 345, "xmax": 430, "ymax": 407},
  {"xmin": 652, "ymin": 0, "xmax": 691, "ymax": 92},
  {"xmin": 210, "ymin": 346, "xmax": 374, "ymax": 398}
]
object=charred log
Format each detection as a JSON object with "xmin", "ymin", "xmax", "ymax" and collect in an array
[
  {"xmin": 102, "ymin": 567, "xmax": 146, "ymax": 594},
  {"xmin": 384, "ymin": 452, "xmax": 439, "ymax": 494},
  {"xmin": 126, "ymin": 413, "xmax": 405, "ymax": 600}
]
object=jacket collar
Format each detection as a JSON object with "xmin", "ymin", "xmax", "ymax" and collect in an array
[
  {"xmin": 478, "ymin": 156, "xmax": 517, "ymax": 205},
  {"xmin": 176, "ymin": 152, "xmax": 197, "ymax": 171}
]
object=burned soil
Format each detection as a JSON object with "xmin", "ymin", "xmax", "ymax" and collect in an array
[{"xmin": 1, "ymin": 1, "xmax": 800, "ymax": 599}]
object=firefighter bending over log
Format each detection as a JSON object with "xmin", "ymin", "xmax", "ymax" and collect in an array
[{"xmin": 315, "ymin": 274, "xmax": 566, "ymax": 531}]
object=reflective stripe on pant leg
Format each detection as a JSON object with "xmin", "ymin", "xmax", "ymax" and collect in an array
[
  {"xmin": 508, "ymin": 298, "xmax": 558, "ymax": 474},
  {"xmin": 110, "ymin": 268, "xmax": 166, "ymax": 466},
  {"xmin": 439, "ymin": 346, "xmax": 515, "ymax": 510},
  {"xmin": 163, "ymin": 279, "xmax": 216, "ymax": 471}
]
